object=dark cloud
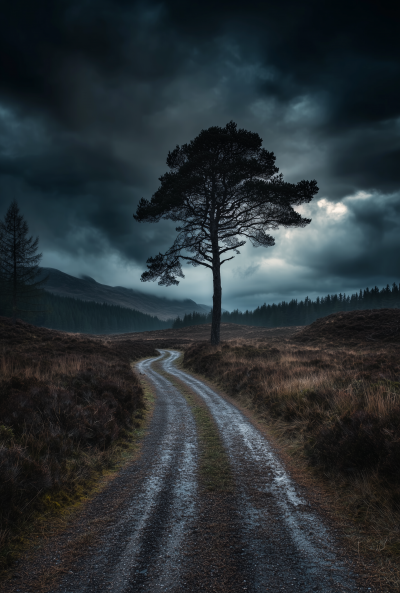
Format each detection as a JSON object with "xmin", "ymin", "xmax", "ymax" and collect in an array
[
  {"xmin": 333, "ymin": 144, "xmax": 400, "ymax": 194},
  {"xmin": 0, "ymin": 0, "xmax": 399, "ymax": 309}
]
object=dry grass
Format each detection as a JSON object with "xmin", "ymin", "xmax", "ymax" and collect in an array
[
  {"xmin": 184, "ymin": 338, "xmax": 400, "ymax": 589},
  {"xmin": 1, "ymin": 352, "xmax": 84, "ymax": 380},
  {"xmin": 0, "ymin": 317, "xmax": 157, "ymax": 571}
]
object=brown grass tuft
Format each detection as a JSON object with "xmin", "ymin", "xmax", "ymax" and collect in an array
[
  {"xmin": 183, "ymin": 336, "xmax": 400, "ymax": 587},
  {"xmin": 0, "ymin": 316, "xmax": 157, "ymax": 570}
]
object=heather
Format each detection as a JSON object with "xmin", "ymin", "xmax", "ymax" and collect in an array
[
  {"xmin": 183, "ymin": 310, "xmax": 400, "ymax": 570},
  {"xmin": 0, "ymin": 317, "xmax": 157, "ymax": 568},
  {"xmin": 184, "ymin": 340, "xmax": 400, "ymax": 483}
]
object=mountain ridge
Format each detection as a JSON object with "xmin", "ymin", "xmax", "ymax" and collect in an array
[{"xmin": 39, "ymin": 268, "xmax": 224, "ymax": 321}]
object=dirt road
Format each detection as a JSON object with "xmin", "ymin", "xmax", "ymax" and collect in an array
[
  {"xmin": 7, "ymin": 351, "xmax": 374, "ymax": 593},
  {"xmin": 74, "ymin": 352, "xmax": 199, "ymax": 592},
  {"xmin": 161, "ymin": 350, "xmax": 369, "ymax": 592}
]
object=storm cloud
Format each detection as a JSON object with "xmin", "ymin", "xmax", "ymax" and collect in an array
[{"xmin": 0, "ymin": 0, "xmax": 399, "ymax": 310}]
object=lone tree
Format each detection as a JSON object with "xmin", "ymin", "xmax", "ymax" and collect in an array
[
  {"xmin": 134, "ymin": 122, "xmax": 318, "ymax": 345},
  {"xmin": 0, "ymin": 200, "xmax": 46, "ymax": 324}
]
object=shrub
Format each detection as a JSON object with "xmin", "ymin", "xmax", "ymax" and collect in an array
[{"xmin": 312, "ymin": 409, "xmax": 400, "ymax": 481}]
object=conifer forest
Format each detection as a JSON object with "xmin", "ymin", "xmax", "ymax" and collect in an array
[
  {"xmin": 173, "ymin": 283, "xmax": 400, "ymax": 329},
  {"xmin": 0, "ymin": 291, "xmax": 172, "ymax": 334}
]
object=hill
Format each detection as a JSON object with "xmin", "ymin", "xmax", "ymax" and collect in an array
[
  {"xmin": 293, "ymin": 308, "xmax": 400, "ymax": 345},
  {"xmin": 37, "ymin": 291, "xmax": 171, "ymax": 334},
  {"xmin": 39, "ymin": 268, "xmax": 214, "ymax": 321}
]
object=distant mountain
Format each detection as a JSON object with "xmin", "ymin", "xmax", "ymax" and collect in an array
[{"xmin": 39, "ymin": 268, "xmax": 222, "ymax": 321}]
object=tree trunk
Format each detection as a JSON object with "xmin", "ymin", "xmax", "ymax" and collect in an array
[
  {"xmin": 210, "ymin": 207, "xmax": 222, "ymax": 345},
  {"xmin": 211, "ymin": 260, "xmax": 222, "ymax": 345}
]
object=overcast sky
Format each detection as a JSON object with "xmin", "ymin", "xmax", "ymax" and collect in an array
[{"xmin": 0, "ymin": 0, "xmax": 399, "ymax": 311}]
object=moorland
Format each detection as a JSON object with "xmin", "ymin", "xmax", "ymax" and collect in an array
[
  {"xmin": 0, "ymin": 317, "xmax": 157, "ymax": 570},
  {"xmin": 1, "ymin": 308, "xmax": 400, "ymax": 588},
  {"xmin": 182, "ymin": 309, "xmax": 400, "ymax": 588}
]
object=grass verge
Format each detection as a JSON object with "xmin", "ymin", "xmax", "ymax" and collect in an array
[
  {"xmin": 183, "ymin": 337, "xmax": 400, "ymax": 591},
  {"xmin": 0, "ymin": 384, "xmax": 155, "ymax": 584},
  {"xmin": 0, "ymin": 317, "xmax": 157, "ymax": 575},
  {"xmin": 154, "ymin": 356, "xmax": 233, "ymax": 492}
]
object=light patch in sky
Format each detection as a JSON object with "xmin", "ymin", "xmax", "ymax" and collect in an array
[{"xmin": 317, "ymin": 198, "xmax": 348, "ymax": 219}]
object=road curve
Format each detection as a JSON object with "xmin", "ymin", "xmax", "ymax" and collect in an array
[
  {"xmin": 53, "ymin": 352, "xmax": 198, "ymax": 593},
  {"xmin": 16, "ymin": 350, "xmax": 373, "ymax": 593},
  {"xmin": 161, "ymin": 349, "xmax": 372, "ymax": 593}
]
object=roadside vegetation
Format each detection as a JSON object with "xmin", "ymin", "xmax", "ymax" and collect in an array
[
  {"xmin": 0, "ymin": 316, "xmax": 157, "ymax": 571},
  {"xmin": 183, "ymin": 308, "xmax": 400, "ymax": 588}
]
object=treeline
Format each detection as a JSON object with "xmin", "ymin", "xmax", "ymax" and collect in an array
[
  {"xmin": 33, "ymin": 292, "xmax": 172, "ymax": 334},
  {"xmin": 173, "ymin": 283, "xmax": 400, "ymax": 329}
]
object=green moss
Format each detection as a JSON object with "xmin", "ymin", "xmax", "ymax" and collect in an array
[
  {"xmin": 190, "ymin": 399, "xmax": 233, "ymax": 492},
  {"xmin": 155, "ymin": 358, "xmax": 233, "ymax": 492}
]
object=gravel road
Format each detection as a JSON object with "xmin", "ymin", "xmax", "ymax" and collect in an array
[
  {"xmin": 53, "ymin": 352, "xmax": 199, "ymax": 592},
  {"xmin": 160, "ymin": 349, "xmax": 373, "ymax": 593},
  {"xmin": 7, "ymin": 350, "xmax": 374, "ymax": 593}
]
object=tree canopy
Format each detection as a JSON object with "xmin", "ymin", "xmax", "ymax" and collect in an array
[{"xmin": 134, "ymin": 122, "xmax": 318, "ymax": 344}]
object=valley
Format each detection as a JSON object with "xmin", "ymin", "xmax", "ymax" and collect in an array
[{"xmin": 39, "ymin": 268, "xmax": 214, "ymax": 321}]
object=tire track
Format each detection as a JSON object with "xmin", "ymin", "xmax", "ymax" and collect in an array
[{"xmin": 161, "ymin": 349, "xmax": 373, "ymax": 593}]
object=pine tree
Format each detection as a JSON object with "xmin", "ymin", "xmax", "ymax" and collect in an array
[
  {"xmin": 0, "ymin": 200, "xmax": 46, "ymax": 323},
  {"xmin": 134, "ymin": 121, "xmax": 318, "ymax": 345}
]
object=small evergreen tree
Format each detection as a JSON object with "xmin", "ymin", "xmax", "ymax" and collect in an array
[{"xmin": 0, "ymin": 200, "xmax": 46, "ymax": 323}]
